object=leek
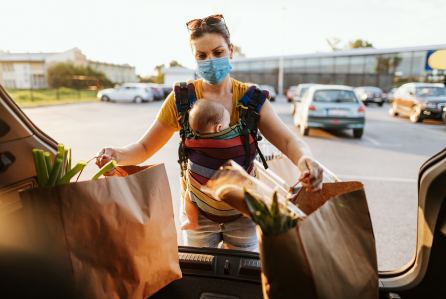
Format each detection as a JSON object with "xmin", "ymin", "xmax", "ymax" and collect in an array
[
  {"xmin": 47, "ymin": 157, "xmax": 63, "ymax": 186},
  {"xmin": 56, "ymin": 144, "xmax": 65, "ymax": 181},
  {"xmin": 68, "ymin": 149, "xmax": 72, "ymax": 172},
  {"xmin": 57, "ymin": 160, "xmax": 87, "ymax": 185},
  {"xmin": 91, "ymin": 160, "xmax": 117, "ymax": 180},
  {"xmin": 32, "ymin": 149, "xmax": 46, "ymax": 187},
  {"xmin": 44, "ymin": 152, "xmax": 53, "ymax": 174}
]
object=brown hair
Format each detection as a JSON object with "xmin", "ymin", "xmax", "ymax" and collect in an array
[
  {"xmin": 189, "ymin": 23, "xmax": 231, "ymax": 48},
  {"xmin": 189, "ymin": 99, "xmax": 225, "ymax": 133}
]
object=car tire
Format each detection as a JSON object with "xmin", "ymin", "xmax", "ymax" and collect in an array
[
  {"xmin": 378, "ymin": 102, "xmax": 384, "ymax": 107},
  {"xmin": 410, "ymin": 106, "xmax": 423, "ymax": 123},
  {"xmin": 389, "ymin": 102, "xmax": 399, "ymax": 116},
  {"xmin": 353, "ymin": 128, "xmax": 363, "ymax": 138},
  {"xmin": 300, "ymin": 123, "xmax": 309, "ymax": 136},
  {"xmin": 134, "ymin": 96, "xmax": 143, "ymax": 104},
  {"xmin": 270, "ymin": 97, "xmax": 275, "ymax": 102},
  {"xmin": 364, "ymin": 102, "xmax": 368, "ymax": 106},
  {"xmin": 101, "ymin": 96, "xmax": 110, "ymax": 102}
]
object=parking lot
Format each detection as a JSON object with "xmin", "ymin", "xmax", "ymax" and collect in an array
[{"xmin": 23, "ymin": 98, "xmax": 446, "ymax": 271}]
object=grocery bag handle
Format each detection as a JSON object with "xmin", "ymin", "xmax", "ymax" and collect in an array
[
  {"xmin": 75, "ymin": 156, "xmax": 124, "ymax": 182},
  {"xmin": 288, "ymin": 173, "xmax": 326, "ymax": 211}
]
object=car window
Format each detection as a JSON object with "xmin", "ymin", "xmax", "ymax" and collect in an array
[
  {"xmin": 416, "ymin": 87, "xmax": 446, "ymax": 97},
  {"xmin": 313, "ymin": 90, "xmax": 357, "ymax": 103},
  {"xmin": 363, "ymin": 87, "xmax": 383, "ymax": 93},
  {"xmin": 299, "ymin": 87, "xmax": 309, "ymax": 96}
]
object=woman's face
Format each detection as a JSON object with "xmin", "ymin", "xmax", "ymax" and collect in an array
[{"xmin": 191, "ymin": 33, "xmax": 234, "ymax": 61}]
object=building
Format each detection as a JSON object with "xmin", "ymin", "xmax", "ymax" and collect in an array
[
  {"xmin": 162, "ymin": 66, "xmax": 197, "ymax": 87},
  {"xmin": 0, "ymin": 47, "xmax": 137, "ymax": 89},
  {"xmin": 230, "ymin": 44, "xmax": 446, "ymax": 92}
]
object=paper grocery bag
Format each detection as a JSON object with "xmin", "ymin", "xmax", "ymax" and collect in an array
[
  {"xmin": 266, "ymin": 156, "xmax": 301, "ymax": 183},
  {"xmin": 259, "ymin": 181, "xmax": 378, "ymax": 299},
  {"xmin": 20, "ymin": 164, "xmax": 182, "ymax": 299}
]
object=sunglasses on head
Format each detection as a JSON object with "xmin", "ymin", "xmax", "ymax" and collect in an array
[{"xmin": 186, "ymin": 14, "xmax": 226, "ymax": 32}]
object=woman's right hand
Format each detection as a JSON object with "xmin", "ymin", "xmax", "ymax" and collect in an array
[{"xmin": 95, "ymin": 147, "xmax": 120, "ymax": 176}]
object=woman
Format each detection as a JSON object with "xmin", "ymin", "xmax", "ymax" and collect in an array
[{"xmin": 96, "ymin": 15, "xmax": 323, "ymax": 251}]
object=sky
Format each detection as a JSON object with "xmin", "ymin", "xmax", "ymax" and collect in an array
[{"xmin": 0, "ymin": 0, "xmax": 445, "ymax": 77}]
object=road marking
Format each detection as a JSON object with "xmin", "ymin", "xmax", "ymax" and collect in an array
[
  {"xmin": 402, "ymin": 123, "xmax": 446, "ymax": 137},
  {"xmin": 337, "ymin": 174, "xmax": 417, "ymax": 183},
  {"xmin": 363, "ymin": 135, "xmax": 381, "ymax": 145}
]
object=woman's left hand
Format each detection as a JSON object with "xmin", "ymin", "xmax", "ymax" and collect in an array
[{"xmin": 297, "ymin": 155, "xmax": 324, "ymax": 192}]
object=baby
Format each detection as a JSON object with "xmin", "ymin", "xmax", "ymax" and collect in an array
[{"xmin": 180, "ymin": 99, "xmax": 231, "ymax": 230}]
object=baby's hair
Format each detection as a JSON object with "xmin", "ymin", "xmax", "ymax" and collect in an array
[{"xmin": 189, "ymin": 99, "xmax": 225, "ymax": 133}]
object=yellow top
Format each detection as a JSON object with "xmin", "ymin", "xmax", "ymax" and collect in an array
[{"xmin": 156, "ymin": 78, "xmax": 251, "ymax": 132}]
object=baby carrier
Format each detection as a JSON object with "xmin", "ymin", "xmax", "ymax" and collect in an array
[{"xmin": 175, "ymin": 80, "xmax": 269, "ymax": 220}]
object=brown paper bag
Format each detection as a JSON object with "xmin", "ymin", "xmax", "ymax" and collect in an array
[
  {"xmin": 19, "ymin": 164, "xmax": 182, "ymax": 299},
  {"xmin": 259, "ymin": 181, "xmax": 378, "ymax": 299},
  {"xmin": 266, "ymin": 156, "xmax": 301, "ymax": 184}
]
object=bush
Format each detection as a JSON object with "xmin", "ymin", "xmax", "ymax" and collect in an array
[{"xmin": 47, "ymin": 61, "xmax": 113, "ymax": 89}]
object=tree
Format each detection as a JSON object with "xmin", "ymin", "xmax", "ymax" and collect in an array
[
  {"xmin": 326, "ymin": 38, "xmax": 342, "ymax": 51},
  {"xmin": 326, "ymin": 38, "xmax": 373, "ymax": 51},
  {"xmin": 348, "ymin": 39, "xmax": 373, "ymax": 49},
  {"xmin": 233, "ymin": 46, "xmax": 245, "ymax": 57},
  {"xmin": 47, "ymin": 61, "xmax": 112, "ymax": 88},
  {"xmin": 169, "ymin": 60, "xmax": 183, "ymax": 67}
]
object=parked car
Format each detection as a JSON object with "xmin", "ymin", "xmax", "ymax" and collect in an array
[
  {"xmin": 97, "ymin": 83, "xmax": 154, "ymax": 103},
  {"xmin": 286, "ymin": 86, "xmax": 297, "ymax": 102},
  {"xmin": 146, "ymin": 84, "xmax": 164, "ymax": 101},
  {"xmin": 389, "ymin": 83, "xmax": 446, "ymax": 123},
  {"xmin": 162, "ymin": 86, "xmax": 173, "ymax": 98},
  {"xmin": 386, "ymin": 87, "xmax": 398, "ymax": 103},
  {"xmin": 354, "ymin": 86, "xmax": 386, "ymax": 106},
  {"xmin": 291, "ymin": 84, "xmax": 320, "ymax": 114},
  {"xmin": 294, "ymin": 85, "xmax": 365, "ymax": 138}
]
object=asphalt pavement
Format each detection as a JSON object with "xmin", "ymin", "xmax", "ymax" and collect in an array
[{"xmin": 23, "ymin": 97, "xmax": 446, "ymax": 271}]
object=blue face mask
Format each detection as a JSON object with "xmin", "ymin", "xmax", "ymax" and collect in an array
[{"xmin": 196, "ymin": 56, "xmax": 232, "ymax": 85}]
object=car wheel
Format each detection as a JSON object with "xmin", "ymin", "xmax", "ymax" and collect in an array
[
  {"xmin": 134, "ymin": 96, "xmax": 143, "ymax": 104},
  {"xmin": 389, "ymin": 102, "xmax": 399, "ymax": 116},
  {"xmin": 378, "ymin": 102, "xmax": 384, "ymax": 107},
  {"xmin": 364, "ymin": 102, "xmax": 368, "ymax": 106},
  {"xmin": 270, "ymin": 97, "xmax": 275, "ymax": 102},
  {"xmin": 353, "ymin": 128, "xmax": 363, "ymax": 138},
  {"xmin": 101, "ymin": 96, "xmax": 110, "ymax": 102},
  {"xmin": 410, "ymin": 106, "xmax": 423, "ymax": 123},
  {"xmin": 300, "ymin": 123, "xmax": 309, "ymax": 136}
]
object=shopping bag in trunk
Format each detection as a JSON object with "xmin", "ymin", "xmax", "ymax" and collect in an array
[
  {"xmin": 19, "ymin": 164, "xmax": 182, "ymax": 299},
  {"xmin": 259, "ymin": 180, "xmax": 378, "ymax": 299}
]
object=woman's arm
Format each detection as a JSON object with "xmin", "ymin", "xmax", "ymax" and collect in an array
[
  {"xmin": 96, "ymin": 120, "xmax": 175, "ymax": 175},
  {"xmin": 257, "ymin": 100, "xmax": 323, "ymax": 191}
]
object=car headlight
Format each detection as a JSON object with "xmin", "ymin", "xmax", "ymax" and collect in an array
[
  {"xmin": 97, "ymin": 92, "xmax": 102, "ymax": 98},
  {"xmin": 361, "ymin": 94, "xmax": 367, "ymax": 100}
]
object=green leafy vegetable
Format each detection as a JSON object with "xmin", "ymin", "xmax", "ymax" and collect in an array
[
  {"xmin": 44, "ymin": 152, "xmax": 53, "ymax": 174},
  {"xmin": 244, "ymin": 188, "xmax": 299, "ymax": 236},
  {"xmin": 91, "ymin": 160, "xmax": 117, "ymax": 180},
  {"xmin": 57, "ymin": 160, "xmax": 87, "ymax": 185},
  {"xmin": 47, "ymin": 157, "xmax": 63, "ymax": 186}
]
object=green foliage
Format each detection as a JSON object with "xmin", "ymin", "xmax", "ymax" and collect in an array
[
  {"xmin": 6, "ymin": 88, "xmax": 98, "ymax": 107},
  {"xmin": 169, "ymin": 60, "xmax": 183, "ymax": 67},
  {"xmin": 244, "ymin": 189, "xmax": 299, "ymax": 236},
  {"xmin": 326, "ymin": 38, "xmax": 373, "ymax": 51},
  {"xmin": 46, "ymin": 61, "xmax": 113, "ymax": 88},
  {"xmin": 348, "ymin": 39, "xmax": 373, "ymax": 49}
]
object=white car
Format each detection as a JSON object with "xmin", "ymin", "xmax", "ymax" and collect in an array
[{"xmin": 97, "ymin": 83, "xmax": 154, "ymax": 103}]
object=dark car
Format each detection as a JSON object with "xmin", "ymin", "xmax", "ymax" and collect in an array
[
  {"xmin": 386, "ymin": 87, "xmax": 398, "ymax": 103},
  {"xmin": 354, "ymin": 86, "xmax": 386, "ymax": 106},
  {"xmin": 389, "ymin": 83, "xmax": 446, "ymax": 123},
  {"xmin": 3, "ymin": 84, "xmax": 446, "ymax": 298}
]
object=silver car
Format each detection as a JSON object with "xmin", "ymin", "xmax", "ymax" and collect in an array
[{"xmin": 294, "ymin": 85, "xmax": 366, "ymax": 138}]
